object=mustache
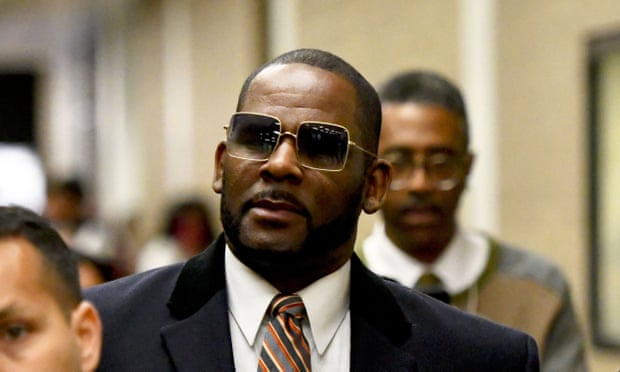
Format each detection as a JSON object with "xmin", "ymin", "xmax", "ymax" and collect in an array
[
  {"xmin": 397, "ymin": 194, "xmax": 442, "ymax": 214},
  {"xmin": 243, "ymin": 189, "xmax": 311, "ymax": 218}
]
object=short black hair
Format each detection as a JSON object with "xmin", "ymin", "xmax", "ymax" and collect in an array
[
  {"xmin": 0, "ymin": 205, "xmax": 81, "ymax": 313},
  {"xmin": 162, "ymin": 197, "xmax": 215, "ymax": 246},
  {"xmin": 378, "ymin": 70, "xmax": 470, "ymax": 150},
  {"xmin": 236, "ymin": 48, "xmax": 381, "ymax": 152},
  {"xmin": 47, "ymin": 177, "xmax": 85, "ymax": 202}
]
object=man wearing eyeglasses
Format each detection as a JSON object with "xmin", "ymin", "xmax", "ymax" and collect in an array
[
  {"xmin": 86, "ymin": 49, "xmax": 540, "ymax": 371},
  {"xmin": 359, "ymin": 70, "xmax": 587, "ymax": 372}
]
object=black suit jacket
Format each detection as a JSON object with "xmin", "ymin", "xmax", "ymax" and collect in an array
[{"xmin": 85, "ymin": 235, "xmax": 539, "ymax": 371}]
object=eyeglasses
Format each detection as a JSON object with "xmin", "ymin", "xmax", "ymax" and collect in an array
[
  {"xmin": 381, "ymin": 150, "xmax": 466, "ymax": 191},
  {"xmin": 224, "ymin": 112, "xmax": 376, "ymax": 171}
]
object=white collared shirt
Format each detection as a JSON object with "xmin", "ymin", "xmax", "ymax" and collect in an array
[
  {"xmin": 226, "ymin": 246, "xmax": 351, "ymax": 371},
  {"xmin": 361, "ymin": 221, "xmax": 489, "ymax": 295}
]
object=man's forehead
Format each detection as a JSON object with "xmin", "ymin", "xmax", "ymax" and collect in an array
[
  {"xmin": 253, "ymin": 63, "xmax": 316, "ymax": 81},
  {"xmin": 0, "ymin": 237, "xmax": 72, "ymax": 315},
  {"xmin": 0, "ymin": 239, "xmax": 44, "ymax": 308},
  {"xmin": 380, "ymin": 103, "xmax": 465, "ymax": 151},
  {"xmin": 242, "ymin": 63, "xmax": 359, "ymax": 128},
  {"xmin": 1, "ymin": 236, "xmax": 39, "ymax": 265},
  {"xmin": 247, "ymin": 63, "xmax": 355, "ymax": 98},
  {"xmin": 251, "ymin": 63, "xmax": 334, "ymax": 83},
  {"xmin": 382, "ymin": 103, "xmax": 464, "ymax": 133},
  {"xmin": 0, "ymin": 237, "xmax": 48, "ymax": 292}
]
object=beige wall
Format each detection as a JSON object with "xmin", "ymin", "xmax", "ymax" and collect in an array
[
  {"xmin": 96, "ymin": 0, "xmax": 264, "ymax": 239},
  {"xmin": 496, "ymin": 2, "xmax": 620, "ymax": 369},
  {"xmin": 297, "ymin": 0, "xmax": 461, "ymax": 84}
]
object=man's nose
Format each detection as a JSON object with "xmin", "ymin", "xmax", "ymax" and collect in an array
[
  {"xmin": 261, "ymin": 136, "xmax": 303, "ymax": 181},
  {"xmin": 403, "ymin": 165, "xmax": 435, "ymax": 192}
]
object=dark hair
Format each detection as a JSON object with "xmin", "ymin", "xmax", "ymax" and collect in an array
[
  {"xmin": 162, "ymin": 197, "xmax": 214, "ymax": 246},
  {"xmin": 236, "ymin": 48, "xmax": 382, "ymax": 152},
  {"xmin": 0, "ymin": 205, "xmax": 81, "ymax": 313},
  {"xmin": 47, "ymin": 177, "xmax": 85, "ymax": 202},
  {"xmin": 45, "ymin": 177, "xmax": 86, "ymax": 229},
  {"xmin": 378, "ymin": 70, "xmax": 470, "ymax": 150}
]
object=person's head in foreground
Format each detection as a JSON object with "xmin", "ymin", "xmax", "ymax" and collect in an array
[
  {"xmin": 0, "ymin": 205, "xmax": 101, "ymax": 371},
  {"xmin": 213, "ymin": 48, "xmax": 390, "ymax": 293}
]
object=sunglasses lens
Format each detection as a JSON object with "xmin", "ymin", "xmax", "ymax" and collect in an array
[
  {"xmin": 297, "ymin": 123, "xmax": 349, "ymax": 170},
  {"xmin": 228, "ymin": 113, "xmax": 280, "ymax": 160}
]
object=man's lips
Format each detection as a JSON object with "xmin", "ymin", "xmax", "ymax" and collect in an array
[
  {"xmin": 246, "ymin": 192, "xmax": 309, "ymax": 224},
  {"xmin": 399, "ymin": 205, "xmax": 442, "ymax": 225},
  {"xmin": 253, "ymin": 199, "xmax": 304, "ymax": 214}
]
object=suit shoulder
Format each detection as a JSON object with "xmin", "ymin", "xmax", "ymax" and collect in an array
[
  {"xmin": 84, "ymin": 263, "xmax": 184, "ymax": 313},
  {"xmin": 84, "ymin": 264, "xmax": 187, "ymax": 371}
]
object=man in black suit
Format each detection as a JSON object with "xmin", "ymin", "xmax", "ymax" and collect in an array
[{"xmin": 85, "ymin": 48, "xmax": 539, "ymax": 371}]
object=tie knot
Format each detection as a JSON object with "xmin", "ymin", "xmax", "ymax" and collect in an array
[
  {"xmin": 415, "ymin": 272, "xmax": 442, "ymax": 290},
  {"xmin": 269, "ymin": 294, "xmax": 307, "ymax": 319},
  {"xmin": 414, "ymin": 272, "xmax": 451, "ymax": 304},
  {"xmin": 260, "ymin": 294, "xmax": 311, "ymax": 371}
]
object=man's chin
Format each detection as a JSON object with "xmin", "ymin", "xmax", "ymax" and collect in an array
[
  {"xmin": 239, "ymin": 225, "xmax": 308, "ymax": 252},
  {"xmin": 241, "ymin": 240, "xmax": 305, "ymax": 257},
  {"xmin": 234, "ymin": 242, "xmax": 314, "ymax": 276},
  {"xmin": 400, "ymin": 220, "xmax": 441, "ymax": 234}
]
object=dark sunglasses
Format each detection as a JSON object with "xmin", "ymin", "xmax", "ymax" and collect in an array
[{"xmin": 224, "ymin": 112, "xmax": 376, "ymax": 171}]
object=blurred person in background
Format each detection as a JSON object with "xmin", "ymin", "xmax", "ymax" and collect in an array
[
  {"xmin": 359, "ymin": 70, "xmax": 587, "ymax": 372},
  {"xmin": 0, "ymin": 205, "xmax": 102, "ymax": 371},
  {"xmin": 74, "ymin": 250, "xmax": 116, "ymax": 288},
  {"xmin": 0, "ymin": 143, "xmax": 46, "ymax": 213},
  {"xmin": 44, "ymin": 177, "xmax": 117, "ymax": 287},
  {"xmin": 44, "ymin": 178, "xmax": 85, "ymax": 237},
  {"xmin": 135, "ymin": 196, "xmax": 216, "ymax": 272}
]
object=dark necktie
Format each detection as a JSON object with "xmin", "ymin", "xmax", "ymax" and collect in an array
[
  {"xmin": 414, "ymin": 272, "xmax": 451, "ymax": 304},
  {"xmin": 258, "ymin": 294, "xmax": 311, "ymax": 372}
]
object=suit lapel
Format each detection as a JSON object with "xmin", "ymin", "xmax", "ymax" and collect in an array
[
  {"xmin": 350, "ymin": 317, "xmax": 418, "ymax": 372},
  {"xmin": 162, "ymin": 290, "xmax": 234, "ymax": 371},
  {"xmin": 167, "ymin": 235, "xmax": 228, "ymax": 319},
  {"xmin": 350, "ymin": 254, "xmax": 418, "ymax": 371},
  {"xmin": 162, "ymin": 235, "xmax": 235, "ymax": 371},
  {"xmin": 159, "ymin": 239, "xmax": 417, "ymax": 371}
]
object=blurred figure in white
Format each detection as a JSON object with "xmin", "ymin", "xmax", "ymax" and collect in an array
[
  {"xmin": 0, "ymin": 143, "xmax": 46, "ymax": 213},
  {"xmin": 135, "ymin": 196, "xmax": 215, "ymax": 272},
  {"xmin": 44, "ymin": 177, "xmax": 117, "ymax": 287}
]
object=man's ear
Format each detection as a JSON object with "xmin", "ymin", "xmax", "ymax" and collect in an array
[
  {"xmin": 71, "ymin": 301, "xmax": 102, "ymax": 372},
  {"xmin": 212, "ymin": 141, "xmax": 227, "ymax": 194},
  {"xmin": 362, "ymin": 159, "xmax": 391, "ymax": 214}
]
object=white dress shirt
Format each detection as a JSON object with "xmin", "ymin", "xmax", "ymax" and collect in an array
[
  {"xmin": 225, "ymin": 246, "xmax": 351, "ymax": 371},
  {"xmin": 361, "ymin": 221, "xmax": 489, "ymax": 294}
]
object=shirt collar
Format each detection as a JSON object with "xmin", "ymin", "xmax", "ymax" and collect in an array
[
  {"xmin": 362, "ymin": 221, "xmax": 423, "ymax": 287},
  {"xmin": 225, "ymin": 245, "xmax": 350, "ymax": 354},
  {"xmin": 362, "ymin": 221, "xmax": 489, "ymax": 294}
]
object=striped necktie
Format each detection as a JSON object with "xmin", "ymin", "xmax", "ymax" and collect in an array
[{"xmin": 258, "ymin": 294, "xmax": 311, "ymax": 372}]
